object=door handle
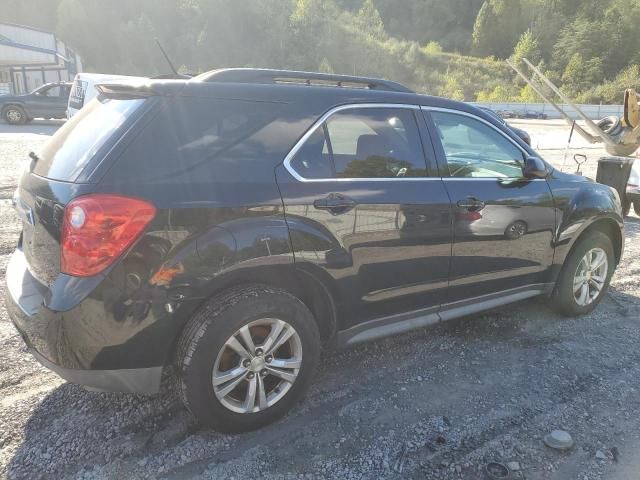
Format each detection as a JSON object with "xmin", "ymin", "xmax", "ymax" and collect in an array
[
  {"xmin": 457, "ymin": 197, "xmax": 485, "ymax": 210},
  {"xmin": 314, "ymin": 193, "xmax": 356, "ymax": 214}
]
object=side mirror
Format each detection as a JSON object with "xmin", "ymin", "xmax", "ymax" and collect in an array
[{"xmin": 523, "ymin": 155, "xmax": 548, "ymax": 179}]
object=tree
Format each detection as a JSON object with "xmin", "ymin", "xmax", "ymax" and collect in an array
[
  {"xmin": 372, "ymin": 0, "xmax": 484, "ymax": 52},
  {"xmin": 318, "ymin": 57, "xmax": 335, "ymax": 73},
  {"xmin": 472, "ymin": 0, "xmax": 523, "ymax": 58},
  {"xmin": 422, "ymin": 41, "xmax": 443, "ymax": 55},
  {"xmin": 510, "ymin": 30, "xmax": 541, "ymax": 66},
  {"xmin": 519, "ymin": 84, "xmax": 540, "ymax": 103},
  {"xmin": 355, "ymin": 0, "xmax": 386, "ymax": 41},
  {"xmin": 561, "ymin": 53, "xmax": 603, "ymax": 97},
  {"xmin": 476, "ymin": 85, "xmax": 517, "ymax": 102}
]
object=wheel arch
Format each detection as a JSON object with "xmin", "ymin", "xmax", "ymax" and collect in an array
[
  {"xmin": 580, "ymin": 217, "xmax": 623, "ymax": 266},
  {"xmin": 2, "ymin": 103, "xmax": 27, "ymax": 114},
  {"xmin": 551, "ymin": 215, "xmax": 623, "ymax": 288},
  {"xmin": 168, "ymin": 264, "xmax": 338, "ymax": 366},
  {"xmin": 567, "ymin": 217, "xmax": 623, "ymax": 267}
]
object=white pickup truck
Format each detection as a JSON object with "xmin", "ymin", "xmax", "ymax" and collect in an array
[{"xmin": 67, "ymin": 73, "xmax": 146, "ymax": 118}]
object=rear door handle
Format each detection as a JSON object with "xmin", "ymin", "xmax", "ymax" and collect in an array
[
  {"xmin": 457, "ymin": 197, "xmax": 485, "ymax": 210},
  {"xmin": 314, "ymin": 193, "xmax": 356, "ymax": 214}
]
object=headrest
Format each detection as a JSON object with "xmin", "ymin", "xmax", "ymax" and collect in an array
[{"xmin": 356, "ymin": 134, "xmax": 387, "ymax": 160}]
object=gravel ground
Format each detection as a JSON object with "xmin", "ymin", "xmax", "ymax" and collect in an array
[{"xmin": 1, "ymin": 120, "xmax": 640, "ymax": 480}]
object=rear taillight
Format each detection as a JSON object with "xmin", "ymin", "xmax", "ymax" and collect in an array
[{"xmin": 61, "ymin": 194, "xmax": 156, "ymax": 277}]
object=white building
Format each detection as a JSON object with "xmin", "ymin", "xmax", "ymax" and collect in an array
[{"xmin": 0, "ymin": 23, "xmax": 82, "ymax": 95}]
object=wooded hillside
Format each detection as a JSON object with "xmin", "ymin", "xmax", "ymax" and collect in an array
[{"xmin": 5, "ymin": 0, "xmax": 640, "ymax": 103}]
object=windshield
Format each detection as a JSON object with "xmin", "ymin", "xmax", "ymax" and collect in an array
[
  {"xmin": 30, "ymin": 85, "xmax": 48, "ymax": 95},
  {"xmin": 33, "ymin": 97, "xmax": 145, "ymax": 181}
]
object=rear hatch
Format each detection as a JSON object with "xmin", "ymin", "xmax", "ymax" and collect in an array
[{"xmin": 16, "ymin": 93, "xmax": 148, "ymax": 286}]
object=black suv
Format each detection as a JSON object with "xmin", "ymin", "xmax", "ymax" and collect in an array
[
  {"xmin": 6, "ymin": 69, "xmax": 624, "ymax": 432},
  {"xmin": 1, "ymin": 82, "xmax": 72, "ymax": 124}
]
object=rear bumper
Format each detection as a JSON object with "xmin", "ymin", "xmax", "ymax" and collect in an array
[
  {"xmin": 6, "ymin": 248, "xmax": 162, "ymax": 394},
  {"xmin": 29, "ymin": 348, "xmax": 162, "ymax": 394}
]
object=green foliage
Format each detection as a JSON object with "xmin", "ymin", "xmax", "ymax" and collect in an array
[
  {"xmin": 318, "ymin": 57, "xmax": 335, "ymax": 73},
  {"xmin": 476, "ymin": 85, "xmax": 519, "ymax": 102},
  {"xmin": 561, "ymin": 53, "xmax": 604, "ymax": 97},
  {"xmin": 6, "ymin": 0, "xmax": 640, "ymax": 103},
  {"xmin": 510, "ymin": 30, "xmax": 541, "ymax": 67},
  {"xmin": 422, "ymin": 41, "xmax": 443, "ymax": 55},
  {"xmin": 473, "ymin": 0, "xmax": 524, "ymax": 58},
  {"xmin": 581, "ymin": 65, "xmax": 640, "ymax": 104},
  {"xmin": 355, "ymin": 0, "xmax": 386, "ymax": 41},
  {"xmin": 518, "ymin": 84, "xmax": 541, "ymax": 103}
]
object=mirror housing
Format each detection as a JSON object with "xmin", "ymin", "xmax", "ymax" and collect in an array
[{"xmin": 523, "ymin": 155, "xmax": 548, "ymax": 179}]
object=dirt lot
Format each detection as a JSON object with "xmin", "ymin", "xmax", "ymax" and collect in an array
[{"xmin": 1, "ymin": 120, "xmax": 640, "ymax": 480}]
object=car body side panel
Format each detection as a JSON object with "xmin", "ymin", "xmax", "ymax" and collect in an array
[
  {"xmin": 421, "ymin": 107, "xmax": 557, "ymax": 301},
  {"xmin": 6, "ymin": 79, "xmax": 625, "ymax": 382},
  {"xmin": 275, "ymin": 166, "xmax": 453, "ymax": 329},
  {"xmin": 441, "ymin": 178, "xmax": 557, "ymax": 302},
  {"xmin": 545, "ymin": 170, "xmax": 624, "ymax": 282},
  {"xmin": 1, "ymin": 83, "xmax": 70, "ymax": 120},
  {"xmin": 9, "ymin": 202, "xmax": 295, "ymax": 370},
  {"xmin": 9, "ymin": 93, "xmax": 328, "ymax": 372}
]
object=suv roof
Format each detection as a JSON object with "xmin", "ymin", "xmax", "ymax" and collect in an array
[
  {"xmin": 95, "ymin": 68, "xmax": 490, "ymax": 120},
  {"xmin": 195, "ymin": 68, "xmax": 414, "ymax": 93}
]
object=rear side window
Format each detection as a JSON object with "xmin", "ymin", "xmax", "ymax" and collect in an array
[
  {"xmin": 34, "ymin": 97, "xmax": 144, "ymax": 181},
  {"xmin": 105, "ymin": 96, "xmax": 286, "ymax": 184},
  {"xmin": 290, "ymin": 107, "xmax": 427, "ymax": 179}
]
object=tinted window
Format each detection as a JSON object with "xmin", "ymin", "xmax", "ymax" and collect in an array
[
  {"xmin": 104, "ymin": 96, "xmax": 286, "ymax": 184},
  {"xmin": 34, "ymin": 97, "xmax": 144, "ymax": 181},
  {"xmin": 289, "ymin": 127, "xmax": 333, "ymax": 179},
  {"xmin": 290, "ymin": 108, "xmax": 427, "ymax": 179},
  {"xmin": 431, "ymin": 111, "xmax": 524, "ymax": 178}
]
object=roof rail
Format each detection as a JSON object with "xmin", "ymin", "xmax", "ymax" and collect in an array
[{"xmin": 194, "ymin": 68, "xmax": 414, "ymax": 93}]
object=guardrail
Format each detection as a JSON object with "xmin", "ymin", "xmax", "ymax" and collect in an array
[{"xmin": 470, "ymin": 102, "xmax": 623, "ymax": 120}]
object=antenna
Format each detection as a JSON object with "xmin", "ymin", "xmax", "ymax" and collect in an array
[{"xmin": 155, "ymin": 39, "xmax": 188, "ymax": 79}]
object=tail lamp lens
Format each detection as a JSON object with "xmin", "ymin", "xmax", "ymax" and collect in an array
[{"xmin": 61, "ymin": 194, "xmax": 156, "ymax": 277}]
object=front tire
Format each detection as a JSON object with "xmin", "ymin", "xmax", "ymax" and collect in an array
[
  {"xmin": 551, "ymin": 231, "xmax": 614, "ymax": 316},
  {"xmin": 3, "ymin": 106, "xmax": 27, "ymax": 125},
  {"xmin": 176, "ymin": 285, "xmax": 320, "ymax": 432}
]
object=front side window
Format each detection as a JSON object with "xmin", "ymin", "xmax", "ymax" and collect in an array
[
  {"xmin": 46, "ymin": 86, "xmax": 61, "ymax": 97},
  {"xmin": 290, "ymin": 107, "xmax": 427, "ymax": 179},
  {"xmin": 431, "ymin": 111, "xmax": 524, "ymax": 179}
]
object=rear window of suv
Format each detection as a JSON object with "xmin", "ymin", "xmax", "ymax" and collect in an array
[
  {"xmin": 101, "ymin": 96, "xmax": 287, "ymax": 185},
  {"xmin": 33, "ymin": 97, "xmax": 144, "ymax": 181}
]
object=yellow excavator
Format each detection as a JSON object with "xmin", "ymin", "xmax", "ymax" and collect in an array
[{"xmin": 507, "ymin": 58, "xmax": 640, "ymax": 157}]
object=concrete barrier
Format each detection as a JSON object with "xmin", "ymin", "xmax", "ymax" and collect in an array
[{"xmin": 470, "ymin": 102, "xmax": 623, "ymax": 120}]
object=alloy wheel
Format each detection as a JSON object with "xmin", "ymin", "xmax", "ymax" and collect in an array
[
  {"xmin": 573, "ymin": 247, "xmax": 608, "ymax": 306},
  {"xmin": 212, "ymin": 318, "xmax": 303, "ymax": 414},
  {"xmin": 6, "ymin": 109, "xmax": 22, "ymax": 123}
]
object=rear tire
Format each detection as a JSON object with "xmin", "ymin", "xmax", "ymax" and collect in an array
[
  {"xmin": 2, "ymin": 105, "xmax": 27, "ymax": 125},
  {"xmin": 176, "ymin": 285, "xmax": 320, "ymax": 432},
  {"xmin": 551, "ymin": 231, "xmax": 614, "ymax": 316}
]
